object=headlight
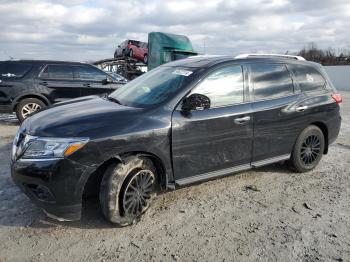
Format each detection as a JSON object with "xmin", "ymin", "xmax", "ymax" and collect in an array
[{"xmin": 19, "ymin": 136, "xmax": 89, "ymax": 160}]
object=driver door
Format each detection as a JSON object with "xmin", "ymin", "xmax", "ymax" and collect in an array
[{"xmin": 171, "ymin": 65, "xmax": 253, "ymax": 185}]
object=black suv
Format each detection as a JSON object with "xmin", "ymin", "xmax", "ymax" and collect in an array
[
  {"xmin": 11, "ymin": 54, "xmax": 342, "ymax": 225},
  {"xmin": 0, "ymin": 60, "xmax": 125, "ymax": 122}
]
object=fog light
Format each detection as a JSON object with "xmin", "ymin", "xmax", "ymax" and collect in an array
[{"xmin": 26, "ymin": 184, "xmax": 55, "ymax": 203}]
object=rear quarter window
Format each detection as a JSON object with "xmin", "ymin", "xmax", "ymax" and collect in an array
[
  {"xmin": 1, "ymin": 63, "xmax": 32, "ymax": 79},
  {"xmin": 288, "ymin": 64, "xmax": 326, "ymax": 92},
  {"xmin": 250, "ymin": 64, "xmax": 294, "ymax": 100}
]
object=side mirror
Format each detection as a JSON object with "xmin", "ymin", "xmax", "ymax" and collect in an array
[
  {"xmin": 181, "ymin": 93, "xmax": 210, "ymax": 111},
  {"xmin": 102, "ymin": 76, "xmax": 113, "ymax": 85}
]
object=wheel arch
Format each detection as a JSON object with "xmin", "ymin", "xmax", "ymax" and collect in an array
[
  {"xmin": 82, "ymin": 151, "xmax": 167, "ymax": 199},
  {"xmin": 12, "ymin": 93, "xmax": 50, "ymax": 111},
  {"xmin": 310, "ymin": 121, "xmax": 329, "ymax": 154}
]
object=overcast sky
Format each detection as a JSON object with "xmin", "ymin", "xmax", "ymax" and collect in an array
[{"xmin": 0, "ymin": 0, "xmax": 349, "ymax": 62}]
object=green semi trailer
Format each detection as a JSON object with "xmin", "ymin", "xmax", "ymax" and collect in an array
[
  {"xmin": 94, "ymin": 32, "xmax": 197, "ymax": 79},
  {"xmin": 147, "ymin": 32, "xmax": 198, "ymax": 70}
]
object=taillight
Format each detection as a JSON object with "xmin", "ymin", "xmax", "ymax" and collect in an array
[{"xmin": 331, "ymin": 93, "xmax": 342, "ymax": 104}]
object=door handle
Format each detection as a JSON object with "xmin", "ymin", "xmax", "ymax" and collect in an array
[
  {"xmin": 39, "ymin": 81, "xmax": 48, "ymax": 86},
  {"xmin": 234, "ymin": 116, "xmax": 251, "ymax": 124},
  {"xmin": 296, "ymin": 105, "xmax": 308, "ymax": 112},
  {"xmin": 83, "ymin": 83, "xmax": 91, "ymax": 87}
]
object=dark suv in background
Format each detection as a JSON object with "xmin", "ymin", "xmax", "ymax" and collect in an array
[
  {"xmin": 0, "ymin": 60, "xmax": 125, "ymax": 122},
  {"xmin": 11, "ymin": 54, "xmax": 341, "ymax": 225}
]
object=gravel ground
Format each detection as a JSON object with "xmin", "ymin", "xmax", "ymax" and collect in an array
[{"xmin": 0, "ymin": 93, "xmax": 349, "ymax": 262}]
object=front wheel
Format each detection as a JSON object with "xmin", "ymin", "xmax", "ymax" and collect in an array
[
  {"xmin": 290, "ymin": 125, "xmax": 325, "ymax": 173},
  {"xmin": 99, "ymin": 156, "xmax": 157, "ymax": 225}
]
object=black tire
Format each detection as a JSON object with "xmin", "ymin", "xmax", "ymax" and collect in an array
[
  {"xmin": 143, "ymin": 54, "xmax": 148, "ymax": 64},
  {"xmin": 15, "ymin": 98, "xmax": 45, "ymax": 123},
  {"xmin": 99, "ymin": 156, "xmax": 157, "ymax": 225},
  {"xmin": 129, "ymin": 49, "xmax": 133, "ymax": 58},
  {"xmin": 290, "ymin": 125, "xmax": 325, "ymax": 173}
]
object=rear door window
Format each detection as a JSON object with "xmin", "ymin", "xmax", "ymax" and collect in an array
[
  {"xmin": 45, "ymin": 65, "xmax": 74, "ymax": 80},
  {"xmin": 1, "ymin": 63, "xmax": 32, "ymax": 79},
  {"xmin": 288, "ymin": 64, "xmax": 326, "ymax": 92},
  {"xmin": 250, "ymin": 64, "xmax": 294, "ymax": 100},
  {"xmin": 73, "ymin": 65, "xmax": 107, "ymax": 81},
  {"xmin": 192, "ymin": 65, "xmax": 244, "ymax": 108}
]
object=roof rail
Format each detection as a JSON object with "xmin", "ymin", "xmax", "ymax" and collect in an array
[{"xmin": 235, "ymin": 53, "xmax": 306, "ymax": 61}]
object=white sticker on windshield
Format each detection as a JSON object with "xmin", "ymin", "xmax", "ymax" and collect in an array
[
  {"xmin": 306, "ymin": 74, "xmax": 314, "ymax": 82},
  {"xmin": 172, "ymin": 69, "xmax": 193, "ymax": 76}
]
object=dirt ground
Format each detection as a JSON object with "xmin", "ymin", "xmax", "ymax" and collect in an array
[{"xmin": 0, "ymin": 93, "xmax": 349, "ymax": 262}]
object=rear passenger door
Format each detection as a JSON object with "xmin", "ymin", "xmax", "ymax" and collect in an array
[
  {"xmin": 38, "ymin": 64, "xmax": 82, "ymax": 102},
  {"xmin": 249, "ymin": 64, "xmax": 306, "ymax": 164},
  {"xmin": 73, "ymin": 65, "xmax": 113, "ymax": 97}
]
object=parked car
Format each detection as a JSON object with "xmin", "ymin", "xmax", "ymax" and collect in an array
[
  {"xmin": 105, "ymin": 71, "xmax": 128, "ymax": 84},
  {"xmin": 0, "ymin": 60, "xmax": 125, "ymax": 122},
  {"xmin": 11, "ymin": 54, "xmax": 342, "ymax": 225},
  {"xmin": 114, "ymin": 40, "xmax": 148, "ymax": 64}
]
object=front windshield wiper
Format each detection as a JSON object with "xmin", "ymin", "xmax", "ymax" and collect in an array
[{"xmin": 106, "ymin": 95, "xmax": 122, "ymax": 105}]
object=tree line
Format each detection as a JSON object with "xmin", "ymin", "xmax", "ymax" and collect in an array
[{"xmin": 295, "ymin": 43, "xmax": 350, "ymax": 65}]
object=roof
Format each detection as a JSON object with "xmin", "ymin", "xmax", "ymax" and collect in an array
[
  {"xmin": 1, "ymin": 59, "xmax": 86, "ymax": 65},
  {"xmin": 164, "ymin": 55, "xmax": 318, "ymax": 68}
]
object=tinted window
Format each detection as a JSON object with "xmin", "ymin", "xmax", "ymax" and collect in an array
[
  {"xmin": 73, "ymin": 65, "xmax": 107, "ymax": 81},
  {"xmin": 251, "ymin": 64, "xmax": 293, "ymax": 100},
  {"xmin": 39, "ymin": 66, "xmax": 49, "ymax": 78},
  {"xmin": 289, "ymin": 64, "xmax": 326, "ymax": 92},
  {"xmin": 46, "ymin": 65, "xmax": 73, "ymax": 80},
  {"xmin": 193, "ymin": 66, "xmax": 244, "ymax": 108},
  {"xmin": 1, "ymin": 63, "xmax": 32, "ymax": 78}
]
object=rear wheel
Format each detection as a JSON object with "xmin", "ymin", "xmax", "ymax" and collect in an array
[
  {"xmin": 15, "ymin": 98, "xmax": 45, "ymax": 122},
  {"xmin": 99, "ymin": 156, "xmax": 157, "ymax": 225},
  {"xmin": 290, "ymin": 125, "xmax": 325, "ymax": 173}
]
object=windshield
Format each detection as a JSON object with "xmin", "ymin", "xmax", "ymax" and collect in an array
[{"xmin": 108, "ymin": 66, "xmax": 193, "ymax": 107}]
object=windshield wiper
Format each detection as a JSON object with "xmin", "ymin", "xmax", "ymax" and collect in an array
[{"xmin": 106, "ymin": 96, "xmax": 122, "ymax": 105}]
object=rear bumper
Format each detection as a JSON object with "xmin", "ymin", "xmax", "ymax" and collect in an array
[
  {"xmin": 328, "ymin": 115, "xmax": 342, "ymax": 146},
  {"xmin": 0, "ymin": 104, "xmax": 12, "ymax": 113},
  {"xmin": 11, "ymin": 158, "xmax": 95, "ymax": 221}
]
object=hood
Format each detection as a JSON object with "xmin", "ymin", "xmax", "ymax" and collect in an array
[{"xmin": 22, "ymin": 96, "xmax": 143, "ymax": 137}]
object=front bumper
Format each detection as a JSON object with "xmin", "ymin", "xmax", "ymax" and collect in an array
[{"xmin": 11, "ymin": 158, "xmax": 95, "ymax": 221}]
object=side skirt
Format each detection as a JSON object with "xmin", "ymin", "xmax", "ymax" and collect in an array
[{"xmin": 174, "ymin": 154, "xmax": 290, "ymax": 187}]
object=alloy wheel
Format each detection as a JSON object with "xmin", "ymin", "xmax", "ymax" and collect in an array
[
  {"xmin": 21, "ymin": 103, "xmax": 42, "ymax": 119},
  {"xmin": 122, "ymin": 169, "xmax": 155, "ymax": 217},
  {"xmin": 300, "ymin": 134, "xmax": 321, "ymax": 165}
]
